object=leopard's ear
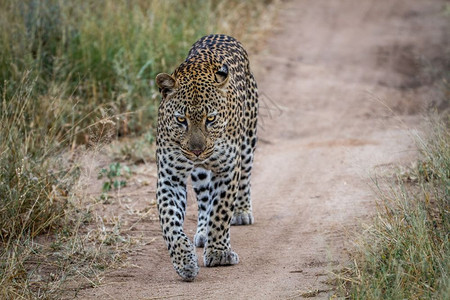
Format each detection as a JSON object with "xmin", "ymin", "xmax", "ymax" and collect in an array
[
  {"xmin": 156, "ymin": 73, "xmax": 177, "ymax": 99},
  {"xmin": 214, "ymin": 64, "xmax": 229, "ymax": 90}
]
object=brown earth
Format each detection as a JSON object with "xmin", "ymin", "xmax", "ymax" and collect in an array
[{"xmin": 76, "ymin": 0, "xmax": 448, "ymax": 299}]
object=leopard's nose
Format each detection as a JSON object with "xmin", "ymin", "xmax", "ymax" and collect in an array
[{"xmin": 191, "ymin": 149, "xmax": 203, "ymax": 157}]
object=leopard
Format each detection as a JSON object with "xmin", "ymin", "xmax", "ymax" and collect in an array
[{"xmin": 155, "ymin": 34, "xmax": 258, "ymax": 281}]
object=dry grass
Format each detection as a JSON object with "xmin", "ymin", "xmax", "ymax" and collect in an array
[{"xmin": 336, "ymin": 114, "xmax": 449, "ymax": 299}]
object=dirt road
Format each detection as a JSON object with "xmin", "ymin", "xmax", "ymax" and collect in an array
[{"xmin": 78, "ymin": 0, "xmax": 448, "ymax": 299}]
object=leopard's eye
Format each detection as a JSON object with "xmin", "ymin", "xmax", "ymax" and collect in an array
[
  {"xmin": 206, "ymin": 115, "xmax": 216, "ymax": 123},
  {"xmin": 176, "ymin": 116, "xmax": 186, "ymax": 124}
]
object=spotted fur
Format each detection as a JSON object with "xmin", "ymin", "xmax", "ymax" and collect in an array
[{"xmin": 155, "ymin": 34, "xmax": 258, "ymax": 281}]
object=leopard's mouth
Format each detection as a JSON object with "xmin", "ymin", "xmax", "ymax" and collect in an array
[{"xmin": 181, "ymin": 148, "xmax": 214, "ymax": 162}]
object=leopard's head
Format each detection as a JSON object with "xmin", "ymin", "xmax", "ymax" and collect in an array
[{"xmin": 156, "ymin": 62, "xmax": 230, "ymax": 162}]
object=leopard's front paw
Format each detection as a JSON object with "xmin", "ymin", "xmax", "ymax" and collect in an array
[
  {"xmin": 177, "ymin": 262, "xmax": 199, "ymax": 281},
  {"xmin": 203, "ymin": 248, "xmax": 239, "ymax": 267},
  {"xmin": 231, "ymin": 211, "xmax": 254, "ymax": 225},
  {"xmin": 173, "ymin": 252, "xmax": 199, "ymax": 281}
]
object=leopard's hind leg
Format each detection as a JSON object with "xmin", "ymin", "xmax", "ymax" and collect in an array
[{"xmin": 232, "ymin": 73, "xmax": 258, "ymax": 225}]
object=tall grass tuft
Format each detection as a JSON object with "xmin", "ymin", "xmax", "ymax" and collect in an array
[
  {"xmin": 0, "ymin": 73, "xmax": 68, "ymax": 240},
  {"xmin": 0, "ymin": 71, "xmax": 79, "ymax": 298},
  {"xmin": 339, "ymin": 114, "xmax": 449, "ymax": 299}
]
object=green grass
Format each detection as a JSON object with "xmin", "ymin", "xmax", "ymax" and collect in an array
[
  {"xmin": 98, "ymin": 162, "xmax": 130, "ymax": 193},
  {"xmin": 0, "ymin": 0, "xmax": 278, "ymax": 298},
  {"xmin": 0, "ymin": 0, "xmax": 274, "ymax": 137},
  {"xmin": 338, "ymin": 114, "xmax": 450, "ymax": 299}
]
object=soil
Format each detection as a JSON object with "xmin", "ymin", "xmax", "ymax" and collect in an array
[{"xmin": 76, "ymin": 0, "xmax": 448, "ymax": 299}]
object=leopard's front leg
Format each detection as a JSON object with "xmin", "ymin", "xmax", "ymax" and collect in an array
[
  {"xmin": 203, "ymin": 164, "xmax": 240, "ymax": 267},
  {"xmin": 156, "ymin": 160, "xmax": 198, "ymax": 281}
]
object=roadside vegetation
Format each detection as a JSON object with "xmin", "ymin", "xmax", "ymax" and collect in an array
[
  {"xmin": 0, "ymin": 0, "xmax": 278, "ymax": 298},
  {"xmin": 335, "ymin": 2, "xmax": 449, "ymax": 292},
  {"xmin": 338, "ymin": 111, "xmax": 449, "ymax": 298}
]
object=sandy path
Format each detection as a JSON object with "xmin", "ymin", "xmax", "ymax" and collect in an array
[{"xmin": 78, "ymin": 0, "xmax": 448, "ymax": 299}]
